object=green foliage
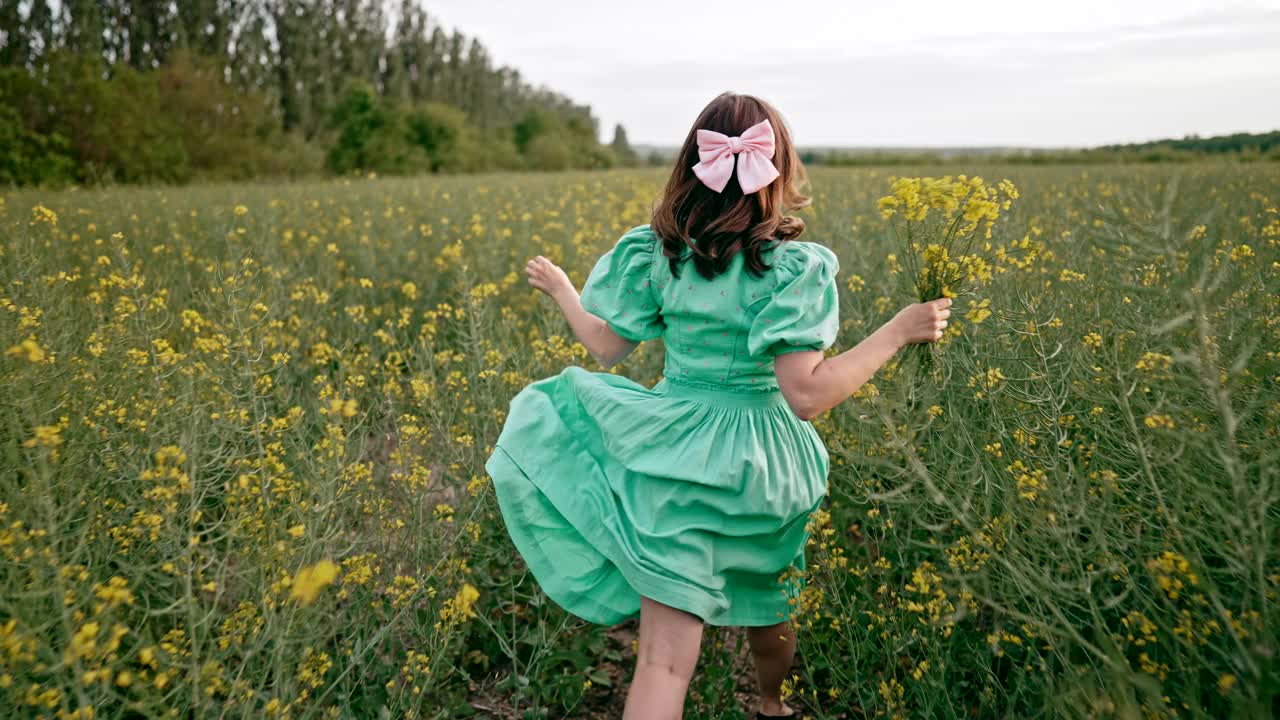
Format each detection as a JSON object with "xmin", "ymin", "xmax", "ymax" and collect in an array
[
  {"xmin": 154, "ymin": 50, "xmax": 318, "ymax": 181},
  {"xmin": 405, "ymin": 103, "xmax": 470, "ymax": 172},
  {"xmin": 0, "ymin": 51, "xmax": 187, "ymax": 184},
  {"xmin": 403, "ymin": 103, "xmax": 519, "ymax": 175},
  {"xmin": 1100, "ymin": 130, "xmax": 1280, "ymax": 155},
  {"xmin": 0, "ymin": 105, "xmax": 76, "ymax": 186},
  {"xmin": 523, "ymin": 134, "xmax": 574, "ymax": 172},
  {"xmin": 610, "ymin": 124, "xmax": 639, "ymax": 168},
  {"xmin": 808, "ymin": 131, "xmax": 1280, "ymax": 167},
  {"xmin": 322, "ymin": 83, "xmax": 615, "ymax": 177},
  {"xmin": 0, "ymin": 48, "xmax": 620, "ymax": 186},
  {"xmin": 326, "ymin": 81, "xmax": 430, "ymax": 176},
  {"xmin": 0, "ymin": 2, "xmax": 624, "ymax": 186},
  {"xmin": 0, "ymin": 50, "xmax": 325, "ymax": 186},
  {"xmin": 54, "ymin": 52, "xmax": 191, "ymax": 184}
]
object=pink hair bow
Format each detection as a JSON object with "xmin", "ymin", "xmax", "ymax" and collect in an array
[{"xmin": 691, "ymin": 118, "xmax": 781, "ymax": 194}]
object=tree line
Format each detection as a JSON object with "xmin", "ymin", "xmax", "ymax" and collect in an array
[
  {"xmin": 0, "ymin": 1, "xmax": 641, "ymax": 186},
  {"xmin": 804, "ymin": 131, "xmax": 1280, "ymax": 167}
]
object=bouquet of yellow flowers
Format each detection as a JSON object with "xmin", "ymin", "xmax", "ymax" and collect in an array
[{"xmin": 877, "ymin": 175, "xmax": 1026, "ymax": 374}]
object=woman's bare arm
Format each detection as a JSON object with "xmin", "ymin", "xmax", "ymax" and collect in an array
[
  {"xmin": 552, "ymin": 289, "xmax": 638, "ymax": 368},
  {"xmin": 774, "ymin": 298, "xmax": 952, "ymax": 420},
  {"xmin": 525, "ymin": 255, "xmax": 638, "ymax": 368}
]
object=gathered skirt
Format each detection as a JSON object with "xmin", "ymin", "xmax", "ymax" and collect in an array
[{"xmin": 484, "ymin": 365, "xmax": 830, "ymax": 627}]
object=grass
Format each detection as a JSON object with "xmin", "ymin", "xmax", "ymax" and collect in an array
[{"xmin": 1, "ymin": 164, "xmax": 1277, "ymax": 719}]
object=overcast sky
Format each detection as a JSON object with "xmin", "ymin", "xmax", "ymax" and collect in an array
[{"xmin": 426, "ymin": 0, "xmax": 1280, "ymax": 148}]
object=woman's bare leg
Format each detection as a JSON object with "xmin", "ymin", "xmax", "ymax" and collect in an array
[
  {"xmin": 622, "ymin": 596, "xmax": 705, "ymax": 720},
  {"xmin": 747, "ymin": 621, "xmax": 797, "ymax": 716}
]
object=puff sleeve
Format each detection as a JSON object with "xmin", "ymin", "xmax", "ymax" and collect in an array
[
  {"xmin": 746, "ymin": 242, "xmax": 840, "ymax": 357},
  {"xmin": 580, "ymin": 226, "xmax": 665, "ymax": 343}
]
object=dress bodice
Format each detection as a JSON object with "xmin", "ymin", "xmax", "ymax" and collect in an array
[{"xmin": 580, "ymin": 225, "xmax": 840, "ymax": 391}]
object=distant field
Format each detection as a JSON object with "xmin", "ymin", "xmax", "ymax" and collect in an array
[{"xmin": 2, "ymin": 164, "xmax": 1277, "ymax": 718}]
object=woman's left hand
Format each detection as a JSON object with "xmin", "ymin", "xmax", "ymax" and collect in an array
[{"xmin": 526, "ymin": 256, "xmax": 576, "ymax": 301}]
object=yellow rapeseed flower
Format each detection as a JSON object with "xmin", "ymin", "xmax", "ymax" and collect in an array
[
  {"xmin": 1229, "ymin": 244, "xmax": 1253, "ymax": 262},
  {"xmin": 437, "ymin": 583, "xmax": 480, "ymax": 626},
  {"xmin": 23, "ymin": 424, "xmax": 64, "ymax": 449},
  {"xmin": 290, "ymin": 560, "xmax": 339, "ymax": 606},
  {"xmin": 30, "ymin": 204, "xmax": 58, "ymax": 226},
  {"xmin": 6, "ymin": 338, "xmax": 49, "ymax": 364},
  {"xmin": 965, "ymin": 298, "xmax": 992, "ymax": 324},
  {"xmin": 325, "ymin": 398, "xmax": 358, "ymax": 419}
]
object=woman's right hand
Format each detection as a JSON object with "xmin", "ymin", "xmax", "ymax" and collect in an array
[{"xmin": 890, "ymin": 298, "xmax": 953, "ymax": 346}]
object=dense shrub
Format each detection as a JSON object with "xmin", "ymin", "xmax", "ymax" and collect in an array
[
  {"xmin": 0, "ymin": 51, "xmax": 634, "ymax": 187},
  {"xmin": 0, "ymin": 105, "xmax": 76, "ymax": 186}
]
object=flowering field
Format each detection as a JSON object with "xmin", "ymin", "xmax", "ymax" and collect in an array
[{"xmin": 2, "ymin": 165, "xmax": 1277, "ymax": 719}]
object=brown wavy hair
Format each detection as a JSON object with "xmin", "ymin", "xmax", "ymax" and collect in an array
[{"xmin": 651, "ymin": 91, "xmax": 811, "ymax": 280}]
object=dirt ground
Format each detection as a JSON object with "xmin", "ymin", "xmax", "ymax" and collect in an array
[{"xmin": 464, "ymin": 622, "xmax": 797, "ymax": 719}]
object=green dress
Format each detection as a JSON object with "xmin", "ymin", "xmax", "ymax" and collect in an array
[{"xmin": 484, "ymin": 224, "xmax": 839, "ymax": 627}]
